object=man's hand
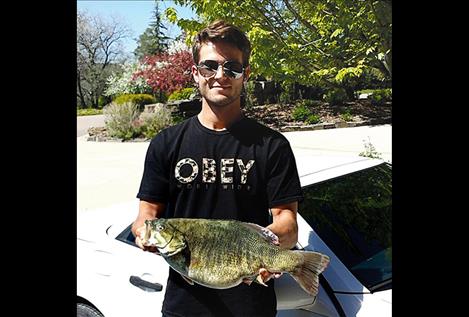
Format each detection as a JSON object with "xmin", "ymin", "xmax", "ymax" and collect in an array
[
  {"xmin": 134, "ymin": 224, "xmax": 159, "ymax": 253},
  {"xmin": 243, "ymin": 268, "xmax": 283, "ymax": 286}
]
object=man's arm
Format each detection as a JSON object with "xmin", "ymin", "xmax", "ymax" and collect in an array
[
  {"xmin": 266, "ymin": 201, "xmax": 298, "ymax": 249},
  {"xmin": 131, "ymin": 200, "xmax": 166, "ymax": 250},
  {"xmin": 248, "ymin": 201, "xmax": 298, "ymax": 285}
]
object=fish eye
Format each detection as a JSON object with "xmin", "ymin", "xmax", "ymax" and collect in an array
[{"xmin": 157, "ymin": 225, "xmax": 164, "ymax": 231}]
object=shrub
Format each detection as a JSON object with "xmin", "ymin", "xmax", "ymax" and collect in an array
[
  {"xmin": 306, "ymin": 114, "xmax": 321, "ymax": 124},
  {"xmin": 113, "ymin": 94, "xmax": 156, "ymax": 110},
  {"xmin": 98, "ymin": 96, "xmax": 111, "ymax": 109},
  {"xmin": 368, "ymin": 88, "xmax": 392, "ymax": 106},
  {"xmin": 323, "ymin": 88, "xmax": 348, "ymax": 105},
  {"xmin": 292, "ymin": 104, "xmax": 311, "ymax": 121},
  {"xmin": 167, "ymin": 87, "xmax": 197, "ymax": 101},
  {"xmin": 340, "ymin": 109, "xmax": 353, "ymax": 122},
  {"xmin": 103, "ymin": 102, "xmax": 141, "ymax": 140},
  {"xmin": 140, "ymin": 105, "xmax": 173, "ymax": 139}
]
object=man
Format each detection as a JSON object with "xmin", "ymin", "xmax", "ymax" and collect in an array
[{"xmin": 131, "ymin": 20, "xmax": 303, "ymax": 317}]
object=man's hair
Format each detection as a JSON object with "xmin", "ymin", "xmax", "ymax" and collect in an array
[{"xmin": 192, "ymin": 20, "xmax": 251, "ymax": 67}]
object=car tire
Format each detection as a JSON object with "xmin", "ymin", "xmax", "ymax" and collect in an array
[{"xmin": 77, "ymin": 303, "xmax": 104, "ymax": 317}]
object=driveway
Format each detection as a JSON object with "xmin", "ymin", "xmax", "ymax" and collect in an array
[
  {"xmin": 77, "ymin": 114, "xmax": 105, "ymax": 137},
  {"xmin": 77, "ymin": 124, "xmax": 391, "ymax": 213}
]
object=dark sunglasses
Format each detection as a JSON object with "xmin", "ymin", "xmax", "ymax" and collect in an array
[{"xmin": 197, "ymin": 60, "xmax": 245, "ymax": 79}]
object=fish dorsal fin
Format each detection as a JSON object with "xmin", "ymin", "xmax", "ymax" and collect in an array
[
  {"xmin": 241, "ymin": 222, "xmax": 280, "ymax": 246},
  {"xmin": 180, "ymin": 274, "xmax": 194, "ymax": 285}
]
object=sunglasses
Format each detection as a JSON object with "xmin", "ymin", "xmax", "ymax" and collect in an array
[{"xmin": 197, "ymin": 60, "xmax": 245, "ymax": 79}]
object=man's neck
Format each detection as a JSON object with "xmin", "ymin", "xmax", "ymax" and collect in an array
[{"xmin": 197, "ymin": 99, "xmax": 243, "ymax": 130}]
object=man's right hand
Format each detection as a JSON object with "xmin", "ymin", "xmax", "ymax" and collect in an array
[
  {"xmin": 132, "ymin": 200, "xmax": 166, "ymax": 253},
  {"xmin": 134, "ymin": 223, "xmax": 159, "ymax": 253}
]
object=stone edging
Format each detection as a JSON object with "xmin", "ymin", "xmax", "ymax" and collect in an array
[
  {"xmin": 86, "ymin": 116, "xmax": 391, "ymax": 142},
  {"xmin": 280, "ymin": 117, "xmax": 392, "ymax": 132}
]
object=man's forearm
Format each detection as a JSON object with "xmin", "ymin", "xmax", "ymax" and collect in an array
[
  {"xmin": 131, "ymin": 200, "xmax": 165, "ymax": 237},
  {"xmin": 267, "ymin": 202, "xmax": 298, "ymax": 249}
]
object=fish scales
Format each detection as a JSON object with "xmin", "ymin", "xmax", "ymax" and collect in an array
[{"xmin": 143, "ymin": 218, "xmax": 330, "ymax": 295}]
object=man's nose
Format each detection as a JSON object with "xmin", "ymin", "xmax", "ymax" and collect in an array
[{"xmin": 214, "ymin": 65, "xmax": 226, "ymax": 79}]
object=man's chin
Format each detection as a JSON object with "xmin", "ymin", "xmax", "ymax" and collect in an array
[{"xmin": 205, "ymin": 95, "xmax": 238, "ymax": 107}]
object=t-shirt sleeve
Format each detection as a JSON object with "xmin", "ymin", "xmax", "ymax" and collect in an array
[
  {"xmin": 136, "ymin": 133, "xmax": 170, "ymax": 203},
  {"xmin": 266, "ymin": 139, "xmax": 304, "ymax": 208}
]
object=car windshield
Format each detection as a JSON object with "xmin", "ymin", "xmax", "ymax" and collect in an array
[{"xmin": 300, "ymin": 163, "xmax": 392, "ymax": 291}]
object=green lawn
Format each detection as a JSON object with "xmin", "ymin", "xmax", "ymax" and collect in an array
[{"xmin": 77, "ymin": 108, "xmax": 103, "ymax": 116}]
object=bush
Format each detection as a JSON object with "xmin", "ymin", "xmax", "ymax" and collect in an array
[
  {"xmin": 140, "ymin": 105, "xmax": 173, "ymax": 139},
  {"xmin": 292, "ymin": 104, "xmax": 311, "ymax": 121},
  {"xmin": 340, "ymin": 111, "xmax": 353, "ymax": 122},
  {"xmin": 340, "ymin": 109, "xmax": 354, "ymax": 122},
  {"xmin": 306, "ymin": 114, "xmax": 321, "ymax": 124},
  {"xmin": 113, "ymin": 94, "xmax": 156, "ymax": 110},
  {"xmin": 167, "ymin": 87, "xmax": 197, "ymax": 101},
  {"xmin": 323, "ymin": 88, "xmax": 348, "ymax": 105},
  {"xmin": 98, "ymin": 95, "xmax": 111, "ymax": 109},
  {"xmin": 103, "ymin": 102, "xmax": 141, "ymax": 140},
  {"xmin": 368, "ymin": 88, "xmax": 392, "ymax": 106}
]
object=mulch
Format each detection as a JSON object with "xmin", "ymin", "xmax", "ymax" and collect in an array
[{"xmin": 243, "ymin": 101, "xmax": 392, "ymax": 131}]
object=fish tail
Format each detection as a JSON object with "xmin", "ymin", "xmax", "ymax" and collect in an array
[{"xmin": 291, "ymin": 251, "xmax": 330, "ymax": 296}]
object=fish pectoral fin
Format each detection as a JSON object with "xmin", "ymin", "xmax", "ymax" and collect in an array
[
  {"xmin": 241, "ymin": 222, "xmax": 280, "ymax": 246},
  {"xmin": 180, "ymin": 274, "xmax": 194, "ymax": 285}
]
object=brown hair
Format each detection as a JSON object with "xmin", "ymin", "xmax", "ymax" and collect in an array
[{"xmin": 192, "ymin": 20, "xmax": 251, "ymax": 67}]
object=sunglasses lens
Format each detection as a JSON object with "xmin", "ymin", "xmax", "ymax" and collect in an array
[
  {"xmin": 224, "ymin": 61, "xmax": 243, "ymax": 79},
  {"xmin": 198, "ymin": 60, "xmax": 218, "ymax": 77},
  {"xmin": 198, "ymin": 60, "xmax": 244, "ymax": 79}
]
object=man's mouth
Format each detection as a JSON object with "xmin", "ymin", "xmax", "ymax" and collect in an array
[{"xmin": 212, "ymin": 85, "xmax": 231, "ymax": 89}]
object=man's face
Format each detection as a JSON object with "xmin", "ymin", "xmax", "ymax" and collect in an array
[{"xmin": 192, "ymin": 41, "xmax": 250, "ymax": 108}]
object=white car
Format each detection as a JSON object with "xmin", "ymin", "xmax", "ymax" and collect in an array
[{"xmin": 77, "ymin": 155, "xmax": 392, "ymax": 317}]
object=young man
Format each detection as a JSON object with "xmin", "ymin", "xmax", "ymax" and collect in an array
[{"xmin": 132, "ymin": 20, "xmax": 303, "ymax": 317}]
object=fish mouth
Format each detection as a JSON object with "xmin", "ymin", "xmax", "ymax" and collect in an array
[{"xmin": 142, "ymin": 223, "xmax": 152, "ymax": 245}]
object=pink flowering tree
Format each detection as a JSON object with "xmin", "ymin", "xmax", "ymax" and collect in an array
[{"xmin": 135, "ymin": 50, "xmax": 194, "ymax": 99}]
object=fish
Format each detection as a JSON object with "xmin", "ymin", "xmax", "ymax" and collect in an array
[{"xmin": 142, "ymin": 218, "xmax": 330, "ymax": 296}]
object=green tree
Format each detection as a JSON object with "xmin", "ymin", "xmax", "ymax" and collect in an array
[
  {"xmin": 166, "ymin": 0, "xmax": 391, "ymax": 94},
  {"xmin": 134, "ymin": 1, "xmax": 171, "ymax": 60}
]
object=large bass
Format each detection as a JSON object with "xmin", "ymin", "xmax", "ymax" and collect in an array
[{"xmin": 142, "ymin": 218, "xmax": 330, "ymax": 296}]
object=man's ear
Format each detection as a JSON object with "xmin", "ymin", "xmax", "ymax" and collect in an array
[
  {"xmin": 243, "ymin": 65, "xmax": 251, "ymax": 82},
  {"xmin": 192, "ymin": 65, "xmax": 199, "ymax": 84}
]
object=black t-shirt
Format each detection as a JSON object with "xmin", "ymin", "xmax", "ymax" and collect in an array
[{"xmin": 137, "ymin": 116, "xmax": 303, "ymax": 317}]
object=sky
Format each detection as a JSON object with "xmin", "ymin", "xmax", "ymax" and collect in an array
[{"xmin": 77, "ymin": 1, "xmax": 196, "ymax": 55}]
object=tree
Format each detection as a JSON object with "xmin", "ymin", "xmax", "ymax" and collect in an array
[
  {"xmin": 77, "ymin": 10, "xmax": 131, "ymax": 108},
  {"xmin": 134, "ymin": 1, "xmax": 171, "ymax": 60},
  {"xmin": 165, "ymin": 0, "xmax": 391, "ymax": 94},
  {"xmin": 135, "ymin": 50, "xmax": 194, "ymax": 97},
  {"xmin": 104, "ymin": 62, "xmax": 153, "ymax": 98}
]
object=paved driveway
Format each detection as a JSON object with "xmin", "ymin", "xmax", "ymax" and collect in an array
[{"xmin": 77, "ymin": 114, "xmax": 105, "ymax": 137}]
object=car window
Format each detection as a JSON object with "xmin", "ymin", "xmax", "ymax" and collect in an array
[
  {"xmin": 300, "ymin": 163, "xmax": 392, "ymax": 291},
  {"xmin": 116, "ymin": 224, "xmax": 137, "ymax": 247}
]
